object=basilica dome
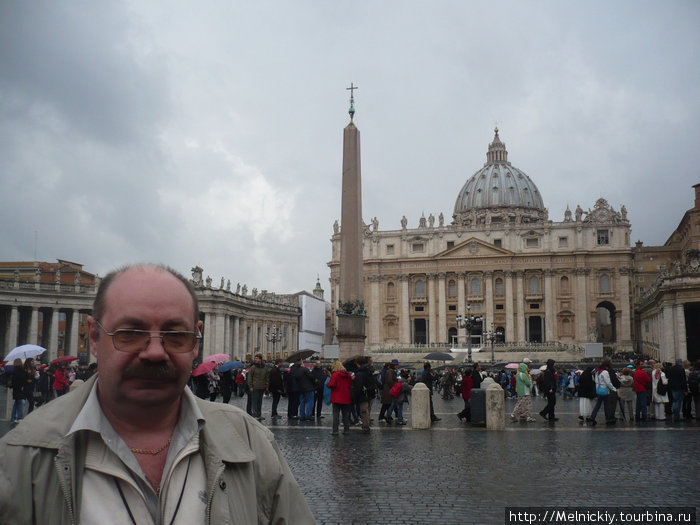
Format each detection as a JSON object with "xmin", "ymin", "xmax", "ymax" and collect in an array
[{"xmin": 453, "ymin": 129, "xmax": 546, "ymax": 224}]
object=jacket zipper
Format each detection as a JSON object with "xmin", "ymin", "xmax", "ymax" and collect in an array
[
  {"xmin": 54, "ymin": 456, "xmax": 77, "ymax": 525},
  {"xmin": 205, "ymin": 462, "xmax": 225, "ymax": 524}
]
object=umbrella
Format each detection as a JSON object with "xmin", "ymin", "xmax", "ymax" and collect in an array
[
  {"xmin": 530, "ymin": 369, "xmax": 542, "ymax": 375},
  {"xmin": 539, "ymin": 365, "xmax": 548, "ymax": 371},
  {"xmin": 286, "ymin": 349, "xmax": 317, "ymax": 363},
  {"xmin": 423, "ymin": 352, "xmax": 454, "ymax": 361},
  {"xmin": 218, "ymin": 360, "xmax": 245, "ymax": 372},
  {"xmin": 192, "ymin": 361, "xmax": 217, "ymax": 377},
  {"xmin": 342, "ymin": 355, "xmax": 363, "ymax": 369},
  {"xmin": 51, "ymin": 355, "xmax": 78, "ymax": 365},
  {"xmin": 4, "ymin": 344, "xmax": 47, "ymax": 362},
  {"xmin": 505, "ymin": 363, "xmax": 519, "ymax": 369},
  {"xmin": 204, "ymin": 353, "xmax": 230, "ymax": 364}
]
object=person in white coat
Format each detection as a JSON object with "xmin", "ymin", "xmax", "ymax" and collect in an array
[{"xmin": 651, "ymin": 363, "xmax": 669, "ymax": 420}]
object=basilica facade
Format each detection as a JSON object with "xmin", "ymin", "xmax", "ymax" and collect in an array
[{"xmin": 329, "ymin": 129, "xmax": 635, "ymax": 352}]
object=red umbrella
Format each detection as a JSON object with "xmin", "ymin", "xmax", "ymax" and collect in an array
[
  {"xmin": 204, "ymin": 353, "xmax": 230, "ymax": 364},
  {"xmin": 51, "ymin": 355, "xmax": 78, "ymax": 365},
  {"xmin": 192, "ymin": 361, "xmax": 217, "ymax": 377}
]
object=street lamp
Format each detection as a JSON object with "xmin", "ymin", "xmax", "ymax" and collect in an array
[
  {"xmin": 456, "ymin": 303, "xmax": 482, "ymax": 363},
  {"xmin": 265, "ymin": 326, "xmax": 281, "ymax": 359},
  {"xmin": 484, "ymin": 322, "xmax": 497, "ymax": 364}
]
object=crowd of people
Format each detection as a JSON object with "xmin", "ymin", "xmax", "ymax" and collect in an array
[{"xmin": 1, "ymin": 359, "xmax": 97, "ymax": 423}]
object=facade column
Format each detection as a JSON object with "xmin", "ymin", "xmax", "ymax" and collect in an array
[
  {"xmin": 369, "ymin": 276, "xmax": 381, "ymax": 346},
  {"xmin": 618, "ymin": 267, "xmax": 632, "ymax": 347},
  {"xmin": 427, "ymin": 274, "xmax": 437, "ymax": 344},
  {"xmin": 484, "ymin": 271, "xmax": 494, "ymax": 331},
  {"xmin": 49, "ymin": 308, "xmax": 60, "ymax": 359},
  {"xmin": 8, "ymin": 306, "xmax": 19, "ymax": 353},
  {"xmin": 515, "ymin": 271, "xmax": 526, "ymax": 342},
  {"xmin": 661, "ymin": 303, "xmax": 675, "ymax": 363},
  {"xmin": 675, "ymin": 303, "xmax": 686, "ymax": 361},
  {"xmin": 437, "ymin": 273, "xmax": 447, "ymax": 344},
  {"xmin": 575, "ymin": 268, "xmax": 589, "ymax": 343},
  {"xmin": 544, "ymin": 270, "xmax": 555, "ymax": 342},
  {"xmin": 457, "ymin": 272, "xmax": 466, "ymax": 346},
  {"xmin": 399, "ymin": 275, "xmax": 410, "ymax": 344},
  {"xmin": 504, "ymin": 271, "xmax": 514, "ymax": 342},
  {"xmin": 68, "ymin": 310, "xmax": 80, "ymax": 356}
]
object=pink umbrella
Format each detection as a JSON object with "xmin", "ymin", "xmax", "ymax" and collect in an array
[
  {"xmin": 51, "ymin": 355, "xmax": 79, "ymax": 365},
  {"xmin": 192, "ymin": 361, "xmax": 217, "ymax": 377},
  {"xmin": 505, "ymin": 363, "xmax": 519, "ymax": 369},
  {"xmin": 204, "ymin": 353, "xmax": 230, "ymax": 364}
]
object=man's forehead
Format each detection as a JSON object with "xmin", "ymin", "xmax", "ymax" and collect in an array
[{"xmin": 103, "ymin": 267, "xmax": 195, "ymax": 317}]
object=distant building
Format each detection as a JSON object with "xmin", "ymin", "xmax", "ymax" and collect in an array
[{"xmin": 329, "ymin": 129, "xmax": 636, "ymax": 353}]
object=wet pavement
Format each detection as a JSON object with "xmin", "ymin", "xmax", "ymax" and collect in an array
[{"xmin": 2, "ymin": 390, "xmax": 698, "ymax": 524}]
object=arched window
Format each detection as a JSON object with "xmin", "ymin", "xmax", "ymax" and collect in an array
[
  {"xmin": 448, "ymin": 280, "xmax": 457, "ymax": 298},
  {"xmin": 600, "ymin": 274, "xmax": 611, "ymax": 293},
  {"xmin": 386, "ymin": 281, "xmax": 395, "ymax": 300},
  {"xmin": 560, "ymin": 276, "xmax": 570, "ymax": 294},
  {"xmin": 415, "ymin": 280, "xmax": 425, "ymax": 298},
  {"xmin": 528, "ymin": 276, "xmax": 540, "ymax": 294},
  {"xmin": 470, "ymin": 277, "xmax": 481, "ymax": 296},
  {"xmin": 494, "ymin": 278, "xmax": 504, "ymax": 297}
]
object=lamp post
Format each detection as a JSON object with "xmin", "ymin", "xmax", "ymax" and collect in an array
[
  {"xmin": 265, "ymin": 326, "xmax": 281, "ymax": 359},
  {"xmin": 484, "ymin": 322, "xmax": 497, "ymax": 364},
  {"xmin": 456, "ymin": 303, "xmax": 482, "ymax": 363}
]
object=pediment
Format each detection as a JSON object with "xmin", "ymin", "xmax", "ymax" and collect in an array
[{"xmin": 437, "ymin": 237, "xmax": 513, "ymax": 258}]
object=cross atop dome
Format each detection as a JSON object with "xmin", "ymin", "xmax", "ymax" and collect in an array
[{"xmin": 486, "ymin": 127, "xmax": 508, "ymax": 165}]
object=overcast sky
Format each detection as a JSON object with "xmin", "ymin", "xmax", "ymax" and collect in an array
[{"xmin": 1, "ymin": 1, "xmax": 698, "ymax": 294}]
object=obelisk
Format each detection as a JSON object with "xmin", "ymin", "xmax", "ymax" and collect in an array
[{"xmin": 336, "ymin": 83, "xmax": 366, "ymax": 361}]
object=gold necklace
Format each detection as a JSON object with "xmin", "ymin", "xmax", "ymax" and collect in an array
[{"xmin": 129, "ymin": 437, "xmax": 172, "ymax": 455}]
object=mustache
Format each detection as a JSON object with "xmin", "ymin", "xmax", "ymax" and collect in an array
[{"xmin": 121, "ymin": 362, "xmax": 180, "ymax": 381}]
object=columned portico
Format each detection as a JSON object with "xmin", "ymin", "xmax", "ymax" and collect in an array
[
  {"xmin": 544, "ymin": 270, "xmax": 555, "ymax": 342},
  {"xmin": 437, "ymin": 273, "xmax": 447, "ymax": 343},
  {"xmin": 400, "ymin": 276, "xmax": 410, "ymax": 344},
  {"xmin": 505, "ymin": 271, "xmax": 514, "ymax": 342}
]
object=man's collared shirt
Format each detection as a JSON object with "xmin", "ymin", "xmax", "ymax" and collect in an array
[{"xmin": 69, "ymin": 382, "xmax": 207, "ymax": 525}]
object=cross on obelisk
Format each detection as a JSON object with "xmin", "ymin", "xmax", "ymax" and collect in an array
[{"xmin": 346, "ymin": 82, "xmax": 358, "ymax": 121}]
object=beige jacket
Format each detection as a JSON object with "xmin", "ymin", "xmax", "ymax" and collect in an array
[{"xmin": 0, "ymin": 375, "xmax": 315, "ymax": 525}]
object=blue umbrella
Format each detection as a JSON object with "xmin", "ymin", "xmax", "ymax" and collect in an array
[{"xmin": 218, "ymin": 360, "xmax": 245, "ymax": 372}]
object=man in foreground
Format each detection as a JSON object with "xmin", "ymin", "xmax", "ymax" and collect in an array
[{"xmin": 0, "ymin": 264, "xmax": 315, "ymax": 524}]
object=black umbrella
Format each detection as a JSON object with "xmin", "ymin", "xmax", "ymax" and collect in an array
[
  {"xmin": 286, "ymin": 349, "xmax": 317, "ymax": 363},
  {"xmin": 423, "ymin": 351, "xmax": 455, "ymax": 361}
]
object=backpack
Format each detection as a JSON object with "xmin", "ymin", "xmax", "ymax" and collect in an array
[
  {"xmin": 389, "ymin": 381, "xmax": 402, "ymax": 398},
  {"xmin": 689, "ymin": 369, "xmax": 700, "ymax": 394}
]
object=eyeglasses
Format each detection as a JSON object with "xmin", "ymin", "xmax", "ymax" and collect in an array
[{"xmin": 95, "ymin": 320, "xmax": 201, "ymax": 354}]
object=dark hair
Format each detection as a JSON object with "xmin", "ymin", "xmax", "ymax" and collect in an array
[
  {"xmin": 424, "ymin": 362, "xmax": 431, "ymax": 370},
  {"xmin": 93, "ymin": 264, "xmax": 199, "ymax": 327}
]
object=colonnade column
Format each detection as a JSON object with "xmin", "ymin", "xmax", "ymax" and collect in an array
[
  {"xmin": 437, "ymin": 273, "xmax": 447, "ymax": 344},
  {"xmin": 399, "ymin": 275, "xmax": 410, "ymax": 344},
  {"xmin": 68, "ymin": 310, "xmax": 80, "ymax": 357},
  {"xmin": 484, "ymin": 271, "xmax": 494, "ymax": 331},
  {"xmin": 7, "ymin": 306, "xmax": 18, "ymax": 353},
  {"xmin": 427, "ymin": 274, "xmax": 437, "ymax": 344},
  {"xmin": 544, "ymin": 270, "xmax": 555, "ymax": 342},
  {"xmin": 575, "ymin": 268, "xmax": 589, "ymax": 342},
  {"xmin": 50, "ymin": 309, "xmax": 60, "ymax": 358},
  {"xmin": 29, "ymin": 308, "xmax": 39, "ymax": 348},
  {"xmin": 457, "ymin": 272, "xmax": 466, "ymax": 346},
  {"xmin": 504, "ymin": 271, "xmax": 514, "ymax": 342},
  {"xmin": 202, "ymin": 312, "xmax": 213, "ymax": 357},
  {"xmin": 232, "ymin": 317, "xmax": 240, "ymax": 359},
  {"xmin": 515, "ymin": 271, "xmax": 526, "ymax": 342},
  {"xmin": 618, "ymin": 267, "xmax": 632, "ymax": 345},
  {"xmin": 369, "ymin": 276, "xmax": 381, "ymax": 346}
]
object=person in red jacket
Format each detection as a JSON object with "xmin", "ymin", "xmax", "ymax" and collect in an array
[
  {"xmin": 52, "ymin": 364, "xmax": 70, "ymax": 397},
  {"xmin": 633, "ymin": 360, "xmax": 652, "ymax": 422},
  {"xmin": 326, "ymin": 360, "xmax": 353, "ymax": 435},
  {"xmin": 457, "ymin": 368, "xmax": 474, "ymax": 422}
]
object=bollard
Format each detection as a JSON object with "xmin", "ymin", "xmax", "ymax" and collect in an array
[
  {"xmin": 411, "ymin": 383, "xmax": 431, "ymax": 429},
  {"xmin": 486, "ymin": 382, "xmax": 505, "ymax": 430}
]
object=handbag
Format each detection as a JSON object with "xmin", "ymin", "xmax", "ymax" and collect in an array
[{"xmin": 656, "ymin": 376, "xmax": 667, "ymax": 396}]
